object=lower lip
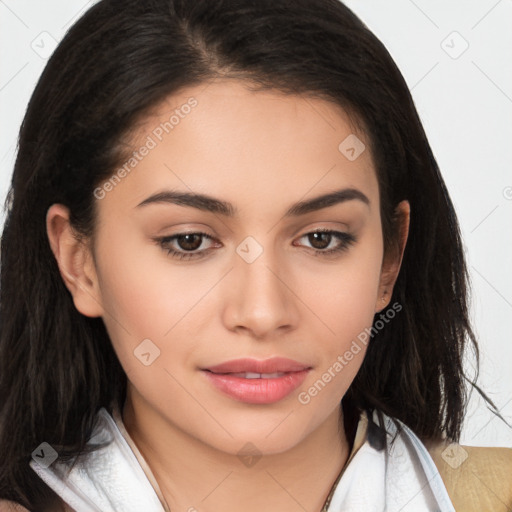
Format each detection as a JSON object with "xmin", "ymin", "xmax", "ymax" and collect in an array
[{"xmin": 203, "ymin": 370, "xmax": 310, "ymax": 404}]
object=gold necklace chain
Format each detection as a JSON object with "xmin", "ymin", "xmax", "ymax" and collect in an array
[
  {"xmin": 321, "ymin": 458, "xmax": 346, "ymax": 512},
  {"xmin": 158, "ymin": 430, "xmax": 350, "ymax": 512},
  {"xmin": 158, "ymin": 459, "xmax": 345, "ymax": 512}
]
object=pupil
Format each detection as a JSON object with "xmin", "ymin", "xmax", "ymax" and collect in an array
[
  {"xmin": 178, "ymin": 234, "xmax": 202, "ymax": 251},
  {"xmin": 310, "ymin": 232, "xmax": 330, "ymax": 249}
]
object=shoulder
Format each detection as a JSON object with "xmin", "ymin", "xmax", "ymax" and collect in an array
[
  {"xmin": 426, "ymin": 440, "xmax": 512, "ymax": 512},
  {"xmin": 0, "ymin": 501, "xmax": 30, "ymax": 512}
]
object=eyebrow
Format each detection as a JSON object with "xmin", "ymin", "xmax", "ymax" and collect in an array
[{"xmin": 135, "ymin": 187, "xmax": 370, "ymax": 217}]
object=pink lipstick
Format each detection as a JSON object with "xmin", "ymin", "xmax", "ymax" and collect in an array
[{"xmin": 202, "ymin": 357, "xmax": 311, "ymax": 404}]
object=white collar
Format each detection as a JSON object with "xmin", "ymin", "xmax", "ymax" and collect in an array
[
  {"xmin": 30, "ymin": 407, "xmax": 455, "ymax": 512},
  {"xmin": 327, "ymin": 411, "xmax": 455, "ymax": 511},
  {"xmin": 30, "ymin": 408, "xmax": 165, "ymax": 512}
]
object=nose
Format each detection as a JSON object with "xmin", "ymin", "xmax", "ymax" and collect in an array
[{"xmin": 221, "ymin": 240, "xmax": 300, "ymax": 340}]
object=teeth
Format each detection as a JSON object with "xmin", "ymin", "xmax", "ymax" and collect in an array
[
  {"xmin": 229, "ymin": 372, "xmax": 286, "ymax": 379},
  {"xmin": 244, "ymin": 372, "xmax": 262, "ymax": 379}
]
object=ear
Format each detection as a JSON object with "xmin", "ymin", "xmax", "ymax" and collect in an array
[
  {"xmin": 375, "ymin": 200, "xmax": 410, "ymax": 312},
  {"xmin": 46, "ymin": 204, "xmax": 104, "ymax": 317}
]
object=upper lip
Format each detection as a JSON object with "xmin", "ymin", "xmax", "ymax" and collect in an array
[{"xmin": 204, "ymin": 357, "xmax": 311, "ymax": 374}]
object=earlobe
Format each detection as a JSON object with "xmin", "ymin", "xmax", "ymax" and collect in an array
[
  {"xmin": 46, "ymin": 204, "xmax": 104, "ymax": 318},
  {"xmin": 375, "ymin": 200, "xmax": 410, "ymax": 312}
]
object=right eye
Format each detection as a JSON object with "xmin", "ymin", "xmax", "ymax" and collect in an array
[{"xmin": 154, "ymin": 231, "xmax": 221, "ymax": 260}]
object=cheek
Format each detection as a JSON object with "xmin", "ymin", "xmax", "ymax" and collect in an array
[
  {"xmin": 302, "ymin": 228, "xmax": 383, "ymax": 340},
  {"xmin": 93, "ymin": 244, "xmax": 203, "ymax": 413},
  {"xmin": 94, "ymin": 219, "xmax": 206, "ymax": 333},
  {"xmin": 297, "ymin": 224, "xmax": 383, "ymax": 397},
  {"xmin": 92, "ymin": 224, "xmax": 207, "ymax": 376}
]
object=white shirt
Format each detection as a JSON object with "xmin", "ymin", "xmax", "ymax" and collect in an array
[{"xmin": 30, "ymin": 406, "xmax": 455, "ymax": 511}]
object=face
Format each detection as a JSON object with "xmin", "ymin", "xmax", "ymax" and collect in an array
[{"xmin": 61, "ymin": 79, "xmax": 402, "ymax": 455}]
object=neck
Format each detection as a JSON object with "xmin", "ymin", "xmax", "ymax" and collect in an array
[{"xmin": 122, "ymin": 391, "xmax": 352, "ymax": 512}]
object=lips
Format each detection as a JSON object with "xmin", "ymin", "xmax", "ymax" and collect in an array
[
  {"xmin": 205, "ymin": 357, "xmax": 309, "ymax": 374},
  {"xmin": 202, "ymin": 357, "xmax": 311, "ymax": 404},
  {"xmin": 227, "ymin": 372, "xmax": 286, "ymax": 379}
]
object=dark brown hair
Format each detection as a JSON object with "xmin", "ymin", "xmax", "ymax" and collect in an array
[{"xmin": 0, "ymin": 0, "xmax": 498, "ymax": 509}]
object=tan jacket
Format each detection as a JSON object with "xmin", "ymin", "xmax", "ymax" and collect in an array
[{"xmin": 427, "ymin": 441, "xmax": 512, "ymax": 512}]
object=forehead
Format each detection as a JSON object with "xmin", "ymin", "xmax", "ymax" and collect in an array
[{"xmin": 102, "ymin": 79, "xmax": 378, "ymax": 215}]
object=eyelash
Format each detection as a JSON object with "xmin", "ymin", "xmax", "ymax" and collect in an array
[{"xmin": 154, "ymin": 229, "xmax": 357, "ymax": 261}]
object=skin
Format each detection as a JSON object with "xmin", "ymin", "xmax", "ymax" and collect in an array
[{"xmin": 47, "ymin": 79, "xmax": 409, "ymax": 512}]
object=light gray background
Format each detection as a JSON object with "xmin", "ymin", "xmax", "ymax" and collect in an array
[{"xmin": 1, "ymin": 0, "xmax": 511, "ymax": 447}]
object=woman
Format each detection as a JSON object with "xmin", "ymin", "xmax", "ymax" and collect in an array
[{"xmin": 0, "ymin": 0, "xmax": 510, "ymax": 511}]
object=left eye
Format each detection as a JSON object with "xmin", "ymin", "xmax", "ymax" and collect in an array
[{"xmin": 294, "ymin": 230, "xmax": 356, "ymax": 255}]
